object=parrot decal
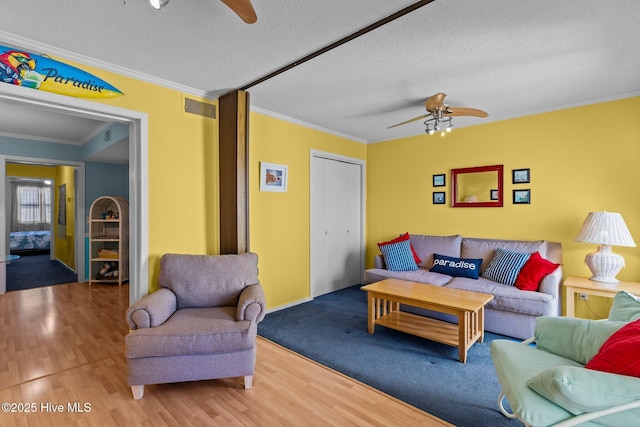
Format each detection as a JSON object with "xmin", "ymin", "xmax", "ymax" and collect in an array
[{"xmin": 0, "ymin": 49, "xmax": 43, "ymax": 89}]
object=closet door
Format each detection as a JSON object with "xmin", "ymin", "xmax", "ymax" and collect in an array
[{"xmin": 311, "ymin": 155, "xmax": 363, "ymax": 297}]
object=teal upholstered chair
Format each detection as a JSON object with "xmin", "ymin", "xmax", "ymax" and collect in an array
[{"xmin": 491, "ymin": 291, "xmax": 640, "ymax": 427}]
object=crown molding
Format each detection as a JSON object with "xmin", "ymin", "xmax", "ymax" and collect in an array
[{"xmin": 250, "ymin": 105, "xmax": 367, "ymax": 144}]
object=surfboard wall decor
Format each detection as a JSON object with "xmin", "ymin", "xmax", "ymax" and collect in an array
[{"xmin": 0, "ymin": 45, "xmax": 123, "ymax": 98}]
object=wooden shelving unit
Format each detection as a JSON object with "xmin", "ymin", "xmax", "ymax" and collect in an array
[{"xmin": 89, "ymin": 196, "xmax": 129, "ymax": 286}]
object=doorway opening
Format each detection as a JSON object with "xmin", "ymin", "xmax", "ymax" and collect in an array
[{"xmin": 0, "ymin": 83, "xmax": 148, "ymax": 304}]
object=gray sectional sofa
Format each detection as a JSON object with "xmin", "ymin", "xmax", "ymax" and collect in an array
[{"xmin": 364, "ymin": 234, "xmax": 563, "ymax": 339}]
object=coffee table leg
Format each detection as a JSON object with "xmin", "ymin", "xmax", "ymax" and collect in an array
[
  {"xmin": 459, "ymin": 311, "xmax": 469, "ymax": 363},
  {"xmin": 367, "ymin": 292, "xmax": 375, "ymax": 334},
  {"xmin": 478, "ymin": 307, "xmax": 485, "ymax": 343}
]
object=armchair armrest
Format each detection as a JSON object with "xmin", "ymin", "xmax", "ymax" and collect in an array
[
  {"xmin": 237, "ymin": 283, "xmax": 266, "ymax": 323},
  {"xmin": 126, "ymin": 288, "xmax": 177, "ymax": 330}
]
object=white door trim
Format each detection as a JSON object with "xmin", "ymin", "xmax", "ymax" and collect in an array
[
  {"xmin": 309, "ymin": 150, "xmax": 366, "ymax": 297},
  {"xmin": 0, "ymin": 83, "xmax": 148, "ymax": 304}
]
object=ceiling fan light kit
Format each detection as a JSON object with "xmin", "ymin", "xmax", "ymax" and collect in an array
[
  {"xmin": 149, "ymin": 0, "xmax": 169, "ymax": 10},
  {"xmin": 389, "ymin": 93, "xmax": 488, "ymax": 136}
]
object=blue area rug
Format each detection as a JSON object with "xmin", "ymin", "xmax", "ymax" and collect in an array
[
  {"xmin": 258, "ymin": 285, "xmax": 517, "ymax": 427},
  {"xmin": 6, "ymin": 253, "xmax": 78, "ymax": 291}
]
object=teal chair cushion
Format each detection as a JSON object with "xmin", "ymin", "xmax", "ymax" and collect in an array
[
  {"xmin": 527, "ymin": 366, "xmax": 640, "ymax": 415},
  {"xmin": 608, "ymin": 291, "xmax": 640, "ymax": 322},
  {"xmin": 535, "ymin": 316, "xmax": 627, "ymax": 364}
]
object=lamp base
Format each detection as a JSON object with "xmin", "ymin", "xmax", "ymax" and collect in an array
[{"xmin": 585, "ymin": 245, "xmax": 624, "ymax": 284}]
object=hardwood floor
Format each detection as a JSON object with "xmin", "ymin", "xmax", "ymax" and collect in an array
[{"xmin": 0, "ymin": 283, "xmax": 452, "ymax": 426}]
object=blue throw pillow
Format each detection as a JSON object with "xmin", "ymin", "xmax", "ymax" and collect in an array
[
  {"xmin": 429, "ymin": 253, "xmax": 482, "ymax": 279},
  {"xmin": 482, "ymin": 248, "xmax": 531, "ymax": 286},
  {"xmin": 379, "ymin": 240, "xmax": 419, "ymax": 272}
]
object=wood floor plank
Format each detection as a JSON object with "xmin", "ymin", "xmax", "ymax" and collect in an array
[{"xmin": 0, "ymin": 283, "xmax": 452, "ymax": 426}]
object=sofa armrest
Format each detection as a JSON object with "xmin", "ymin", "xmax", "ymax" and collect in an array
[
  {"xmin": 374, "ymin": 254, "xmax": 386, "ymax": 269},
  {"xmin": 538, "ymin": 265, "xmax": 563, "ymax": 297},
  {"xmin": 125, "ymin": 288, "xmax": 177, "ymax": 330},
  {"xmin": 237, "ymin": 283, "xmax": 266, "ymax": 323}
]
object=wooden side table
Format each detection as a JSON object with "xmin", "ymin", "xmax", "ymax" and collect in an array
[{"xmin": 564, "ymin": 276, "xmax": 640, "ymax": 317}]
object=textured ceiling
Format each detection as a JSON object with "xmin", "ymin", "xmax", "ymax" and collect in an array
[{"xmin": 1, "ymin": 0, "xmax": 639, "ymax": 158}]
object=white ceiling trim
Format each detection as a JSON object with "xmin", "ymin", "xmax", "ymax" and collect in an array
[
  {"xmin": 368, "ymin": 89, "xmax": 640, "ymax": 144},
  {"xmin": 251, "ymin": 105, "xmax": 367, "ymax": 144}
]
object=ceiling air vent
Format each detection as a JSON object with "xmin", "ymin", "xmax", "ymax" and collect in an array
[{"xmin": 184, "ymin": 97, "xmax": 216, "ymax": 119}]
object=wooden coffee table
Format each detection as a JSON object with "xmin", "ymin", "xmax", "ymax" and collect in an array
[{"xmin": 361, "ymin": 278, "xmax": 493, "ymax": 363}]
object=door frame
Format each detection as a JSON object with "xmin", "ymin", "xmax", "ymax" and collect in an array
[
  {"xmin": 309, "ymin": 150, "xmax": 366, "ymax": 297},
  {"xmin": 0, "ymin": 82, "xmax": 148, "ymax": 304}
]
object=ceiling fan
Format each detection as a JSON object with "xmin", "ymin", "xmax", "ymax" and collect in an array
[
  {"xmin": 149, "ymin": 0, "xmax": 257, "ymax": 24},
  {"xmin": 388, "ymin": 93, "xmax": 488, "ymax": 135}
]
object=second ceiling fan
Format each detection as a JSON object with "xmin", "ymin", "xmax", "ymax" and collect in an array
[{"xmin": 388, "ymin": 93, "xmax": 488, "ymax": 135}]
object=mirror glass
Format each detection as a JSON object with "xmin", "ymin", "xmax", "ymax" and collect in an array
[{"xmin": 451, "ymin": 165, "xmax": 503, "ymax": 207}]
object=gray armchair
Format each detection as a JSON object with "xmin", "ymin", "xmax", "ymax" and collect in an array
[{"xmin": 125, "ymin": 252, "xmax": 266, "ymax": 400}]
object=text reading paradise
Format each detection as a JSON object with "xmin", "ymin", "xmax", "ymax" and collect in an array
[
  {"xmin": 42, "ymin": 67, "xmax": 105, "ymax": 92},
  {"xmin": 433, "ymin": 258, "xmax": 477, "ymax": 270}
]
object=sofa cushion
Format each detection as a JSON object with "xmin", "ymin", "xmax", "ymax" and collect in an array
[
  {"xmin": 585, "ymin": 318, "xmax": 640, "ymax": 377},
  {"xmin": 378, "ymin": 232, "xmax": 421, "ymax": 264},
  {"xmin": 482, "ymin": 248, "xmax": 531, "ymax": 286},
  {"xmin": 364, "ymin": 268, "xmax": 452, "ymax": 286},
  {"xmin": 409, "ymin": 234, "xmax": 462, "ymax": 268},
  {"xmin": 379, "ymin": 240, "xmax": 418, "ymax": 271},
  {"xmin": 430, "ymin": 253, "xmax": 482, "ymax": 279},
  {"xmin": 159, "ymin": 252, "xmax": 259, "ymax": 309},
  {"xmin": 535, "ymin": 317, "xmax": 626, "ymax": 365},
  {"xmin": 515, "ymin": 252, "xmax": 561, "ymax": 291},
  {"xmin": 608, "ymin": 291, "xmax": 640, "ymax": 322},
  {"xmin": 461, "ymin": 238, "xmax": 547, "ymax": 273},
  {"xmin": 527, "ymin": 366, "xmax": 640, "ymax": 415},
  {"xmin": 125, "ymin": 307, "xmax": 256, "ymax": 359},
  {"xmin": 446, "ymin": 277, "xmax": 555, "ymax": 316}
]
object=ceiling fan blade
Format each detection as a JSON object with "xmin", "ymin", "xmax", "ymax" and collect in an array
[
  {"xmin": 220, "ymin": 0, "xmax": 257, "ymax": 24},
  {"xmin": 425, "ymin": 93, "xmax": 447, "ymax": 112},
  {"xmin": 444, "ymin": 107, "xmax": 489, "ymax": 118},
  {"xmin": 387, "ymin": 114, "xmax": 430, "ymax": 129}
]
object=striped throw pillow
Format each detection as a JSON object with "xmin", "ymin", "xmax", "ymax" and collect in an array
[
  {"xmin": 482, "ymin": 248, "xmax": 531, "ymax": 286},
  {"xmin": 379, "ymin": 240, "xmax": 419, "ymax": 272}
]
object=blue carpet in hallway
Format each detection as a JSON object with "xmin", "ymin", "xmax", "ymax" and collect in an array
[
  {"xmin": 258, "ymin": 285, "xmax": 517, "ymax": 427},
  {"xmin": 6, "ymin": 253, "xmax": 78, "ymax": 291}
]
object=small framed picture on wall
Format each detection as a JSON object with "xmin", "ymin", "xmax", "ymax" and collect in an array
[
  {"xmin": 433, "ymin": 191, "xmax": 445, "ymax": 204},
  {"xmin": 512, "ymin": 168, "xmax": 530, "ymax": 184},
  {"xmin": 490, "ymin": 189, "xmax": 499, "ymax": 201},
  {"xmin": 260, "ymin": 162, "xmax": 288, "ymax": 192},
  {"xmin": 433, "ymin": 174, "xmax": 445, "ymax": 187},
  {"xmin": 513, "ymin": 189, "xmax": 531, "ymax": 204}
]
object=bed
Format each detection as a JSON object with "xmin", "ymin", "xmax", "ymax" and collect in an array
[{"xmin": 10, "ymin": 230, "xmax": 51, "ymax": 253}]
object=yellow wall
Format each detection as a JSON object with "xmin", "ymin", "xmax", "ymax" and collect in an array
[
  {"xmin": 53, "ymin": 165, "xmax": 75, "ymax": 268},
  {"xmin": 6, "ymin": 164, "xmax": 56, "ymax": 180},
  {"xmin": 19, "ymin": 52, "xmax": 640, "ymax": 319},
  {"xmin": 249, "ymin": 112, "xmax": 367, "ymax": 308},
  {"xmin": 40, "ymin": 56, "xmax": 219, "ymax": 291},
  {"xmin": 367, "ymin": 97, "xmax": 640, "ymax": 318}
]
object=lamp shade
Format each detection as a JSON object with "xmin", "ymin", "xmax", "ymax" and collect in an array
[{"xmin": 574, "ymin": 211, "xmax": 636, "ymax": 247}]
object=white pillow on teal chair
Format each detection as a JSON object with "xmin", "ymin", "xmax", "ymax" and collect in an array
[{"xmin": 527, "ymin": 366, "xmax": 640, "ymax": 415}]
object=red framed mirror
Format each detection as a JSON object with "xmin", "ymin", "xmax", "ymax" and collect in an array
[{"xmin": 451, "ymin": 165, "xmax": 503, "ymax": 207}]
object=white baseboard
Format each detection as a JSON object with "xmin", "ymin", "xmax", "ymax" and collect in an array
[{"xmin": 266, "ymin": 297, "xmax": 313, "ymax": 314}]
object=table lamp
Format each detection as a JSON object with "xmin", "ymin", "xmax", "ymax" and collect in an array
[{"xmin": 574, "ymin": 211, "xmax": 636, "ymax": 283}]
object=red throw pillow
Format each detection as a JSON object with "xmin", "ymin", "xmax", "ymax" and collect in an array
[
  {"xmin": 514, "ymin": 251, "xmax": 560, "ymax": 291},
  {"xmin": 378, "ymin": 232, "xmax": 421, "ymax": 264},
  {"xmin": 585, "ymin": 318, "xmax": 640, "ymax": 377}
]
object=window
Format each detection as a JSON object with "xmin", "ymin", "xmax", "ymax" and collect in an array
[{"xmin": 17, "ymin": 184, "xmax": 52, "ymax": 225}]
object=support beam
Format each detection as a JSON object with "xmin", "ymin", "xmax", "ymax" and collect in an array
[{"xmin": 218, "ymin": 90, "xmax": 249, "ymax": 254}]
